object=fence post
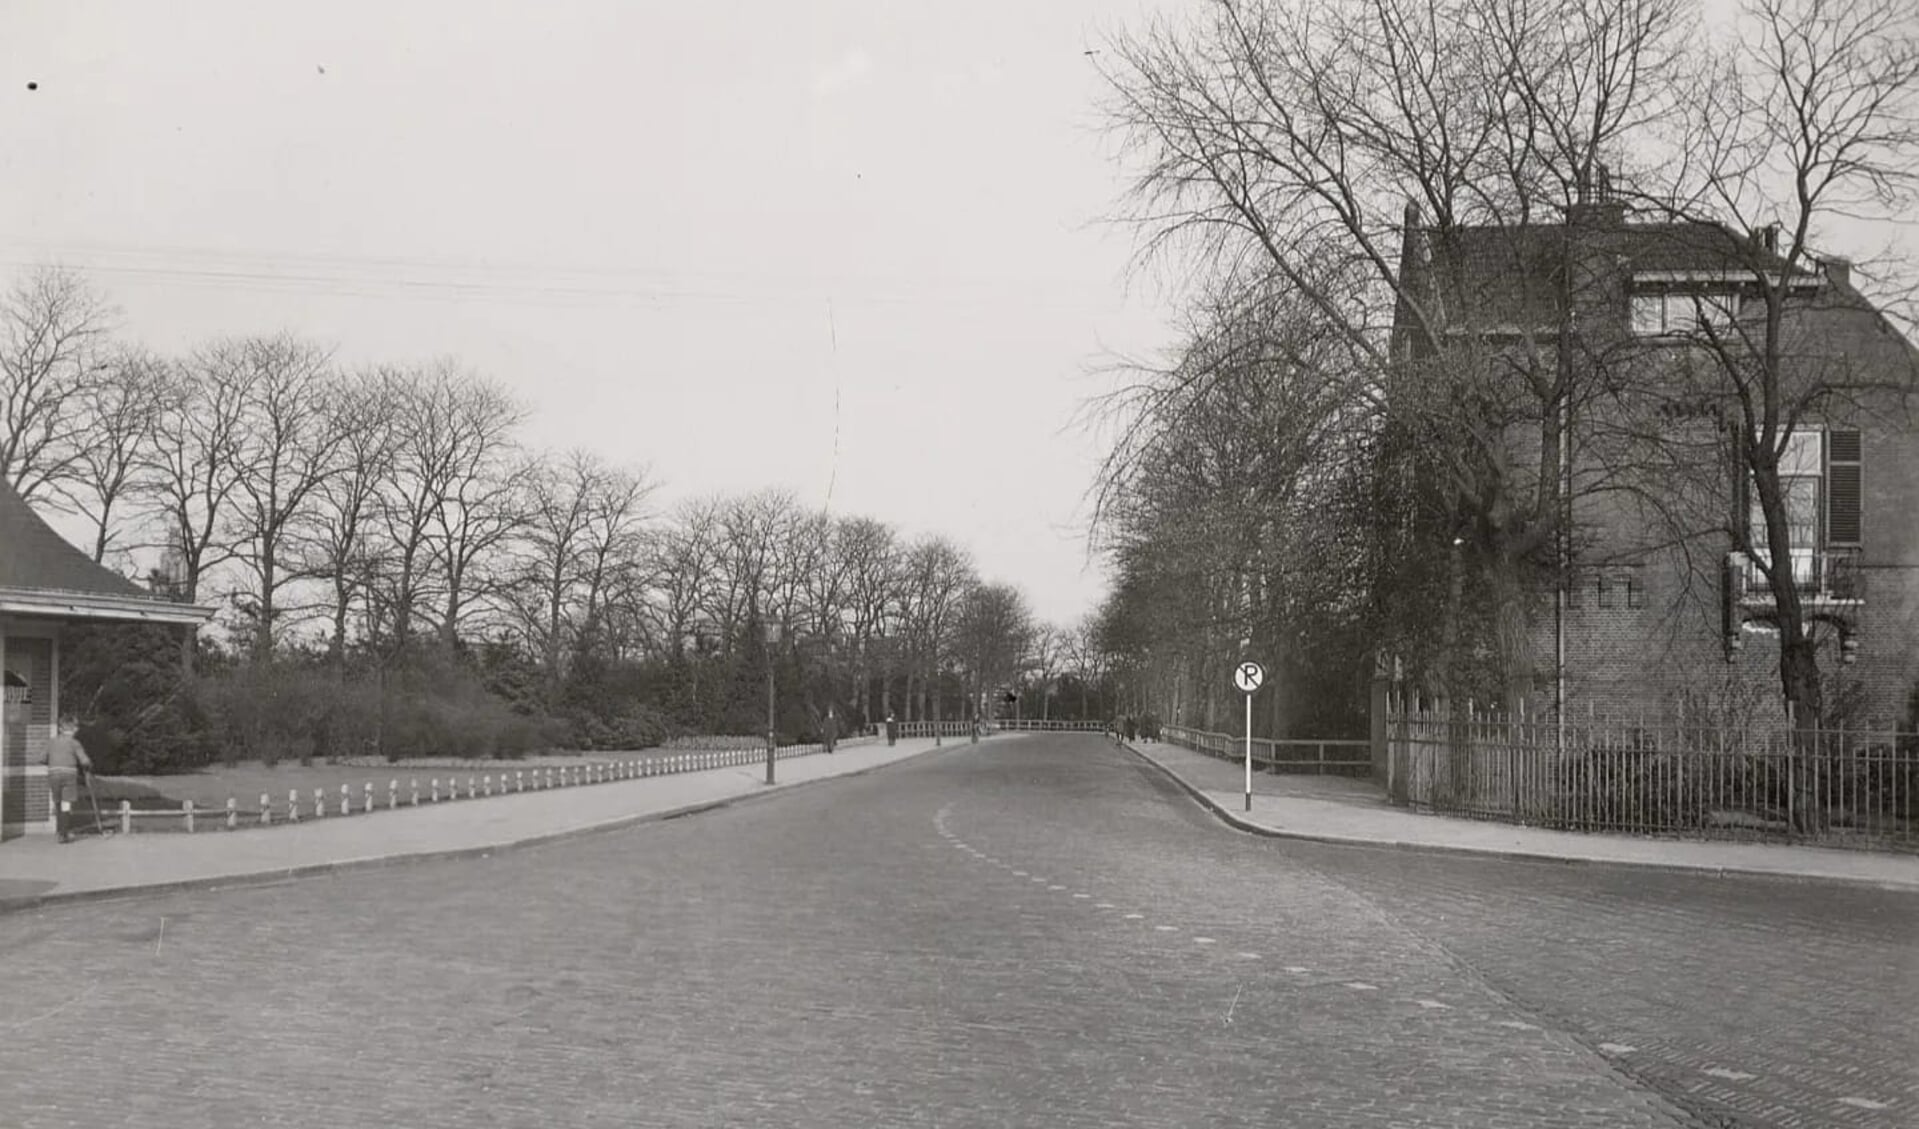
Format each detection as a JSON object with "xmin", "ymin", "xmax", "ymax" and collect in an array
[
  {"xmin": 468, "ymin": 775, "xmax": 477, "ymax": 799},
  {"xmin": 389, "ymin": 779, "xmax": 399, "ymax": 810},
  {"xmin": 431, "ymin": 778, "xmax": 440, "ymax": 803},
  {"xmin": 341, "ymin": 783, "xmax": 351, "ymax": 815},
  {"xmin": 184, "ymin": 799, "xmax": 195, "ymax": 833},
  {"xmin": 410, "ymin": 778, "xmax": 420, "ymax": 806},
  {"xmin": 261, "ymin": 792, "xmax": 272, "ymax": 826},
  {"xmin": 120, "ymin": 799, "xmax": 131, "ymax": 835},
  {"xmin": 365, "ymin": 782, "xmax": 374, "ymax": 812},
  {"xmin": 314, "ymin": 788, "xmax": 326, "ymax": 818},
  {"xmin": 289, "ymin": 789, "xmax": 300, "ymax": 822},
  {"xmin": 227, "ymin": 796, "xmax": 237, "ymax": 831},
  {"xmin": 517, "ymin": 769, "xmax": 524, "ymax": 792}
]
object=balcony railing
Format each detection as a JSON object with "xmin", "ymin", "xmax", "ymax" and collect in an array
[{"xmin": 1737, "ymin": 547, "xmax": 1863, "ymax": 602}]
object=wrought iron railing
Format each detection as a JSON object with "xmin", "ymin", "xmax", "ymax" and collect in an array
[
  {"xmin": 1739, "ymin": 547, "xmax": 1863, "ymax": 601},
  {"xmin": 1384, "ymin": 704, "xmax": 1916, "ymax": 852}
]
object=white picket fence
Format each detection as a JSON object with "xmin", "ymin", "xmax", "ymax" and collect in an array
[{"xmin": 87, "ymin": 736, "xmax": 875, "ymax": 835}]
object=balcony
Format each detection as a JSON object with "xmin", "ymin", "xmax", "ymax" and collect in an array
[{"xmin": 1734, "ymin": 547, "xmax": 1864, "ymax": 605}]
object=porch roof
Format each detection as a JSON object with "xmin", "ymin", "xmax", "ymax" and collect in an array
[{"xmin": 0, "ymin": 484, "xmax": 213, "ymax": 627}]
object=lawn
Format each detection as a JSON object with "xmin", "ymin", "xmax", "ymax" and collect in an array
[{"xmin": 95, "ymin": 749, "xmax": 698, "ymax": 814}]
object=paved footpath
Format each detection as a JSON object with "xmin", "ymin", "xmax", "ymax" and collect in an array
[
  {"xmin": 0, "ymin": 736, "xmax": 963, "ymax": 909},
  {"xmin": 1125, "ymin": 737, "xmax": 1919, "ymax": 892}
]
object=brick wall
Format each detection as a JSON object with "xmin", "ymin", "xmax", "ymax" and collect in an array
[{"xmin": 3, "ymin": 635, "xmax": 54, "ymax": 832}]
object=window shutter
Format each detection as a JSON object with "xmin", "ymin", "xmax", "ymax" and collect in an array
[{"xmin": 1827, "ymin": 429, "xmax": 1862, "ymax": 546}]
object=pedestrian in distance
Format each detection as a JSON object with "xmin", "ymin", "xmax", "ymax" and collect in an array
[{"xmin": 46, "ymin": 713, "xmax": 93, "ymax": 843}]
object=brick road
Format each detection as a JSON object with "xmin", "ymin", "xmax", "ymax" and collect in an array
[{"xmin": 0, "ymin": 735, "xmax": 1909, "ymax": 1128}]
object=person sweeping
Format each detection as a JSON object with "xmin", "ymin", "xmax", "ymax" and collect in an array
[{"xmin": 46, "ymin": 713, "xmax": 93, "ymax": 843}]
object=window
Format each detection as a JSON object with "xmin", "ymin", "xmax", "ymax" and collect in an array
[
  {"xmin": 1632, "ymin": 290, "xmax": 1739, "ymax": 337},
  {"xmin": 1749, "ymin": 430, "xmax": 1821, "ymax": 588},
  {"xmin": 1743, "ymin": 428, "xmax": 1863, "ymax": 595}
]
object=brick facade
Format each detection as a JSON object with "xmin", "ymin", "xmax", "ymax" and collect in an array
[
  {"xmin": 2, "ymin": 633, "xmax": 55, "ymax": 836},
  {"xmin": 1400, "ymin": 205, "xmax": 1919, "ymax": 725}
]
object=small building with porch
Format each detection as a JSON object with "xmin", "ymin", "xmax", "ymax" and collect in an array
[{"xmin": 1, "ymin": 484, "xmax": 213, "ymax": 840}]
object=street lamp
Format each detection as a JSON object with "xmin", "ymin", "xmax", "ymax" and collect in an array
[{"xmin": 764, "ymin": 622, "xmax": 781, "ymax": 785}]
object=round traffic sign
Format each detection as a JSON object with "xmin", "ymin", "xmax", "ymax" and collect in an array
[{"xmin": 1232, "ymin": 661, "xmax": 1265, "ymax": 693}]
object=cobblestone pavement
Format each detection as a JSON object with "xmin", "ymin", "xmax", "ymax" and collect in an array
[{"xmin": 0, "ymin": 735, "xmax": 1906, "ymax": 1128}]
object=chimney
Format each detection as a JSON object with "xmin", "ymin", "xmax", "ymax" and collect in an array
[{"xmin": 1823, "ymin": 257, "xmax": 1852, "ymax": 289}]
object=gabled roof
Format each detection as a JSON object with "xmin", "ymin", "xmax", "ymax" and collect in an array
[
  {"xmin": 1403, "ymin": 213, "xmax": 1797, "ymax": 333},
  {"xmin": 0, "ymin": 483, "xmax": 212, "ymax": 625}
]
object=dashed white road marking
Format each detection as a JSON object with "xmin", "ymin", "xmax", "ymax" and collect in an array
[
  {"xmin": 1048, "ymin": 885, "xmax": 1066, "ymax": 891},
  {"xmin": 1193, "ymin": 937, "xmax": 1216, "ymax": 945},
  {"xmin": 1416, "ymin": 999, "xmax": 1451, "ymax": 1010},
  {"xmin": 1235, "ymin": 952, "xmax": 1261, "ymax": 960},
  {"xmin": 1838, "ymin": 1097, "xmax": 1889, "ymax": 1111},
  {"xmin": 1094, "ymin": 902, "xmax": 1115, "ymax": 909},
  {"xmin": 1012, "ymin": 870, "xmax": 1027, "ymax": 877},
  {"xmin": 1344, "ymin": 982, "xmax": 1379, "ymax": 991},
  {"xmin": 1154, "ymin": 924, "xmax": 1178, "ymax": 932},
  {"xmin": 1284, "ymin": 966, "xmax": 1311, "ymax": 974},
  {"xmin": 1598, "ymin": 1042, "xmax": 1635, "ymax": 1055},
  {"xmin": 1123, "ymin": 913, "xmax": 1144, "ymax": 920},
  {"xmin": 1072, "ymin": 893, "xmax": 1091, "ymax": 899},
  {"xmin": 1030, "ymin": 877, "xmax": 1048, "ymax": 884},
  {"xmin": 1496, "ymin": 1020, "xmax": 1541, "ymax": 1031},
  {"xmin": 1702, "ymin": 1067, "xmax": 1756, "ymax": 1082}
]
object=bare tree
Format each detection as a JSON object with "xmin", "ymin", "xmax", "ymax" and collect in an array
[
  {"xmin": 0, "ymin": 266, "xmax": 115, "ymax": 501},
  {"xmin": 371, "ymin": 361, "xmax": 527, "ymax": 650},
  {"xmin": 650, "ymin": 496, "xmax": 725, "ymax": 660},
  {"xmin": 300, "ymin": 367, "xmax": 400, "ymax": 669},
  {"xmin": 145, "ymin": 341, "xmax": 254, "ymax": 606},
  {"xmin": 837, "ymin": 516, "xmax": 904, "ymax": 723},
  {"xmin": 954, "ymin": 583, "xmax": 1034, "ymax": 720},
  {"xmin": 425, "ymin": 371, "xmax": 527, "ymax": 648},
  {"xmin": 506, "ymin": 448, "xmax": 653, "ymax": 697},
  {"xmin": 1647, "ymin": 0, "xmax": 1919, "ymax": 726},
  {"xmin": 712, "ymin": 488, "xmax": 801, "ymax": 645},
  {"xmin": 62, "ymin": 345, "xmax": 166, "ymax": 563},
  {"xmin": 1025, "ymin": 623, "xmax": 1067, "ymax": 721},
  {"xmin": 226, "ymin": 334, "xmax": 348, "ymax": 658},
  {"xmin": 899, "ymin": 536, "xmax": 975, "ymax": 722}
]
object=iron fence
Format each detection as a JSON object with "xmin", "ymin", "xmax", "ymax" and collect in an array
[
  {"xmin": 1161, "ymin": 724, "xmax": 1372, "ymax": 776},
  {"xmin": 1386, "ymin": 701, "xmax": 1918, "ymax": 852}
]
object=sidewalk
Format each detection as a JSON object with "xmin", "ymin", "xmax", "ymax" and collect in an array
[
  {"xmin": 1125, "ymin": 738, "xmax": 1919, "ymax": 893},
  {"xmin": 0, "ymin": 736, "xmax": 967, "ymax": 912}
]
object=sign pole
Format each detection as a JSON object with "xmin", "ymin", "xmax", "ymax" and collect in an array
[
  {"xmin": 1244, "ymin": 691, "xmax": 1253, "ymax": 812},
  {"xmin": 1231, "ymin": 660, "xmax": 1264, "ymax": 814}
]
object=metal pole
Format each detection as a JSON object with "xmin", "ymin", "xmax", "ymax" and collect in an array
[{"xmin": 1244, "ymin": 692, "xmax": 1253, "ymax": 812}]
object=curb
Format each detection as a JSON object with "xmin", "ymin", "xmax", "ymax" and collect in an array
[
  {"xmin": 1118, "ymin": 741, "xmax": 1919, "ymax": 895},
  {"xmin": 0, "ymin": 742, "xmax": 965, "ymax": 915}
]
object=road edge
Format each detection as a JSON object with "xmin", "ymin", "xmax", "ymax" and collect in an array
[
  {"xmin": 0, "ymin": 741, "xmax": 968, "ymax": 915},
  {"xmin": 1118, "ymin": 740, "xmax": 1919, "ymax": 894}
]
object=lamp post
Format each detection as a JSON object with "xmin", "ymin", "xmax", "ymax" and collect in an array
[{"xmin": 764, "ymin": 622, "xmax": 781, "ymax": 785}]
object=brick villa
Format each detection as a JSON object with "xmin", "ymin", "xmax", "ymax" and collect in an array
[{"xmin": 1392, "ymin": 197, "xmax": 1919, "ymax": 725}]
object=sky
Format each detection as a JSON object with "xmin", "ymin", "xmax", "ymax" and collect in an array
[{"xmin": 1, "ymin": 1, "xmax": 1183, "ymax": 628}]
